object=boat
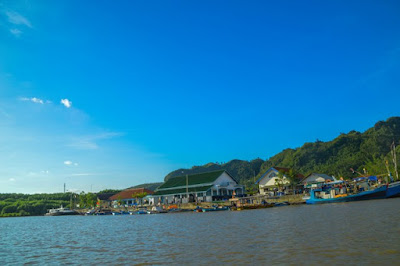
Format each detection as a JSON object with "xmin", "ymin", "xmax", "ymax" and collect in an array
[
  {"xmin": 112, "ymin": 211, "xmax": 130, "ymax": 215},
  {"xmin": 201, "ymin": 206, "xmax": 230, "ymax": 212},
  {"xmin": 85, "ymin": 209, "xmax": 96, "ymax": 215},
  {"xmin": 386, "ymin": 181, "xmax": 400, "ymax": 198},
  {"xmin": 130, "ymin": 208, "xmax": 148, "ymax": 215},
  {"xmin": 273, "ymin": 202, "xmax": 290, "ymax": 207},
  {"xmin": 147, "ymin": 206, "xmax": 168, "ymax": 214},
  {"xmin": 306, "ymin": 180, "xmax": 387, "ymax": 204},
  {"xmin": 45, "ymin": 206, "xmax": 79, "ymax": 216}
]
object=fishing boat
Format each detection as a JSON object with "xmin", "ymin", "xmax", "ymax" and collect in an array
[
  {"xmin": 45, "ymin": 206, "xmax": 79, "ymax": 216},
  {"xmin": 306, "ymin": 179, "xmax": 387, "ymax": 204}
]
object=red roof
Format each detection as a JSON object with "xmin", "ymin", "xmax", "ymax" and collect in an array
[{"xmin": 109, "ymin": 188, "xmax": 154, "ymax": 200}]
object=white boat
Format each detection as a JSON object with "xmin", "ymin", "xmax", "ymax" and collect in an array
[{"xmin": 45, "ymin": 206, "xmax": 79, "ymax": 216}]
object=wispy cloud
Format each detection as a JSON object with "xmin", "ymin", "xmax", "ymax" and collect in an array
[
  {"xmin": 19, "ymin": 97, "xmax": 46, "ymax": 104},
  {"xmin": 71, "ymin": 173, "xmax": 100, "ymax": 176},
  {"xmin": 6, "ymin": 11, "xmax": 32, "ymax": 28},
  {"xmin": 9, "ymin": 178, "xmax": 16, "ymax": 182},
  {"xmin": 61, "ymin": 99, "xmax": 72, "ymax": 108},
  {"xmin": 10, "ymin": 28, "xmax": 22, "ymax": 37},
  {"xmin": 68, "ymin": 132, "xmax": 123, "ymax": 150}
]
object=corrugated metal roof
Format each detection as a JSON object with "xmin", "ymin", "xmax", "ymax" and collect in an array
[
  {"xmin": 157, "ymin": 170, "xmax": 225, "ymax": 190},
  {"xmin": 153, "ymin": 185, "xmax": 213, "ymax": 196}
]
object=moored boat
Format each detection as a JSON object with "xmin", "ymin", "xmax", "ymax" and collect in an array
[
  {"xmin": 45, "ymin": 206, "xmax": 79, "ymax": 216},
  {"xmin": 306, "ymin": 184, "xmax": 387, "ymax": 204},
  {"xmin": 201, "ymin": 206, "xmax": 230, "ymax": 212}
]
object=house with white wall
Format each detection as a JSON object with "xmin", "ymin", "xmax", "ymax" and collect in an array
[{"xmin": 256, "ymin": 167, "xmax": 304, "ymax": 196}]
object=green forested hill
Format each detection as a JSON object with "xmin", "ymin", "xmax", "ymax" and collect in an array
[
  {"xmin": 164, "ymin": 117, "xmax": 400, "ymax": 184},
  {"xmin": 259, "ymin": 117, "xmax": 400, "ymax": 179},
  {"xmin": 164, "ymin": 158, "xmax": 265, "ymax": 184}
]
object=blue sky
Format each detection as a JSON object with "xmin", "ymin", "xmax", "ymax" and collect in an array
[{"xmin": 0, "ymin": 1, "xmax": 399, "ymax": 193}]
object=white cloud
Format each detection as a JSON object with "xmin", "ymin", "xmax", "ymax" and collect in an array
[
  {"xmin": 31, "ymin": 97, "xmax": 44, "ymax": 104},
  {"xmin": 9, "ymin": 178, "xmax": 16, "ymax": 182},
  {"xmin": 64, "ymin": 160, "xmax": 78, "ymax": 166},
  {"xmin": 61, "ymin": 99, "xmax": 72, "ymax": 108},
  {"xmin": 10, "ymin": 28, "xmax": 22, "ymax": 37},
  {"xmin": 6, "ymin": 11, "xmax": 32, "ymax": 28},
  {"xmin": 19, "ymin": 97, "xmax": 45, "ymax": 104}
]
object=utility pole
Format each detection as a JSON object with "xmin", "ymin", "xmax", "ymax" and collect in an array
[
  {"xmin": 186, "ymin": 174, "xmax": 189, "ymax": 202},
  {"xmin": 64, "ymin": 183, "xmax": 66, "ymax": 193}
]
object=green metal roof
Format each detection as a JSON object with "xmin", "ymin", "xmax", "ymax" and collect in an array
[
  {"xmin": 157, "ymin": 170, "xmax": 225, "ymax": 190},
  {"xmin": 153, "ymin": 185, "xmax": 213, "ymax": 196}
]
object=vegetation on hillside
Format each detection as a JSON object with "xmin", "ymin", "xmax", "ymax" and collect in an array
[{"xmin": 259, "ymin": 117, "xmax": 400, "ymax": 180}]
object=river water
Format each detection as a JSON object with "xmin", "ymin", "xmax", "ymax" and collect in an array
[{"xmin": 1, "ymin": 198, "xmax": 400, "ymax": 265}]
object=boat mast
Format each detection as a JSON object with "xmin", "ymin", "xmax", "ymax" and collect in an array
[
  {"xmin": 392, "ymin": 141, "xmax": 399, "ymax": 181},
  {"xmin": 385, "ymin": 160, "xmax": 391, "ymax": 184}
]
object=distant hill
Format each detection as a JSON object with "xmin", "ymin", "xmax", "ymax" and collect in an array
[
  {"xmin": 130, "ymin": 182, "xmax": 163, "ymax": 192},
  {"xmin": 164, "ymin": 117, "xmax": 400, "ymax": 185},
  {"xmin": 164, "ymin": 158, "xmax": 264, "ymax": 184}
]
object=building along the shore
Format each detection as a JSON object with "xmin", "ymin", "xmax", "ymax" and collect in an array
[
  {"xmin": 109, "ymin": 188, "xmax": 154, "ymax": 207},
  {"xmin": 256, "ymin": 167, "xmax": 304, "ymax": 196},
  {"xmin": 301, "ymin": 173, "xmax": 336, "ymax": 188},
  {"xmin": 150, "ymin": 170, "xmax": 245, "ymax": 205}
]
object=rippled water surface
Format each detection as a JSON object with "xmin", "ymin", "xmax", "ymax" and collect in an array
[{"xmin": 1, "ymin": 198, "xmax": 400, "ymax": 265}]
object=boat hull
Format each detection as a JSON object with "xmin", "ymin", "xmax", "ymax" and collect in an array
[
  {"xmin": 201, "ymin": 207, "xmax": 229, "ymax": 212},
  {"xmin": 306, "ymin": 186, "xmax": 387, "ymax": 204},
  {"xmin": 387, "ymin": 181, "xmax": 400, "ymax": 198}
]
